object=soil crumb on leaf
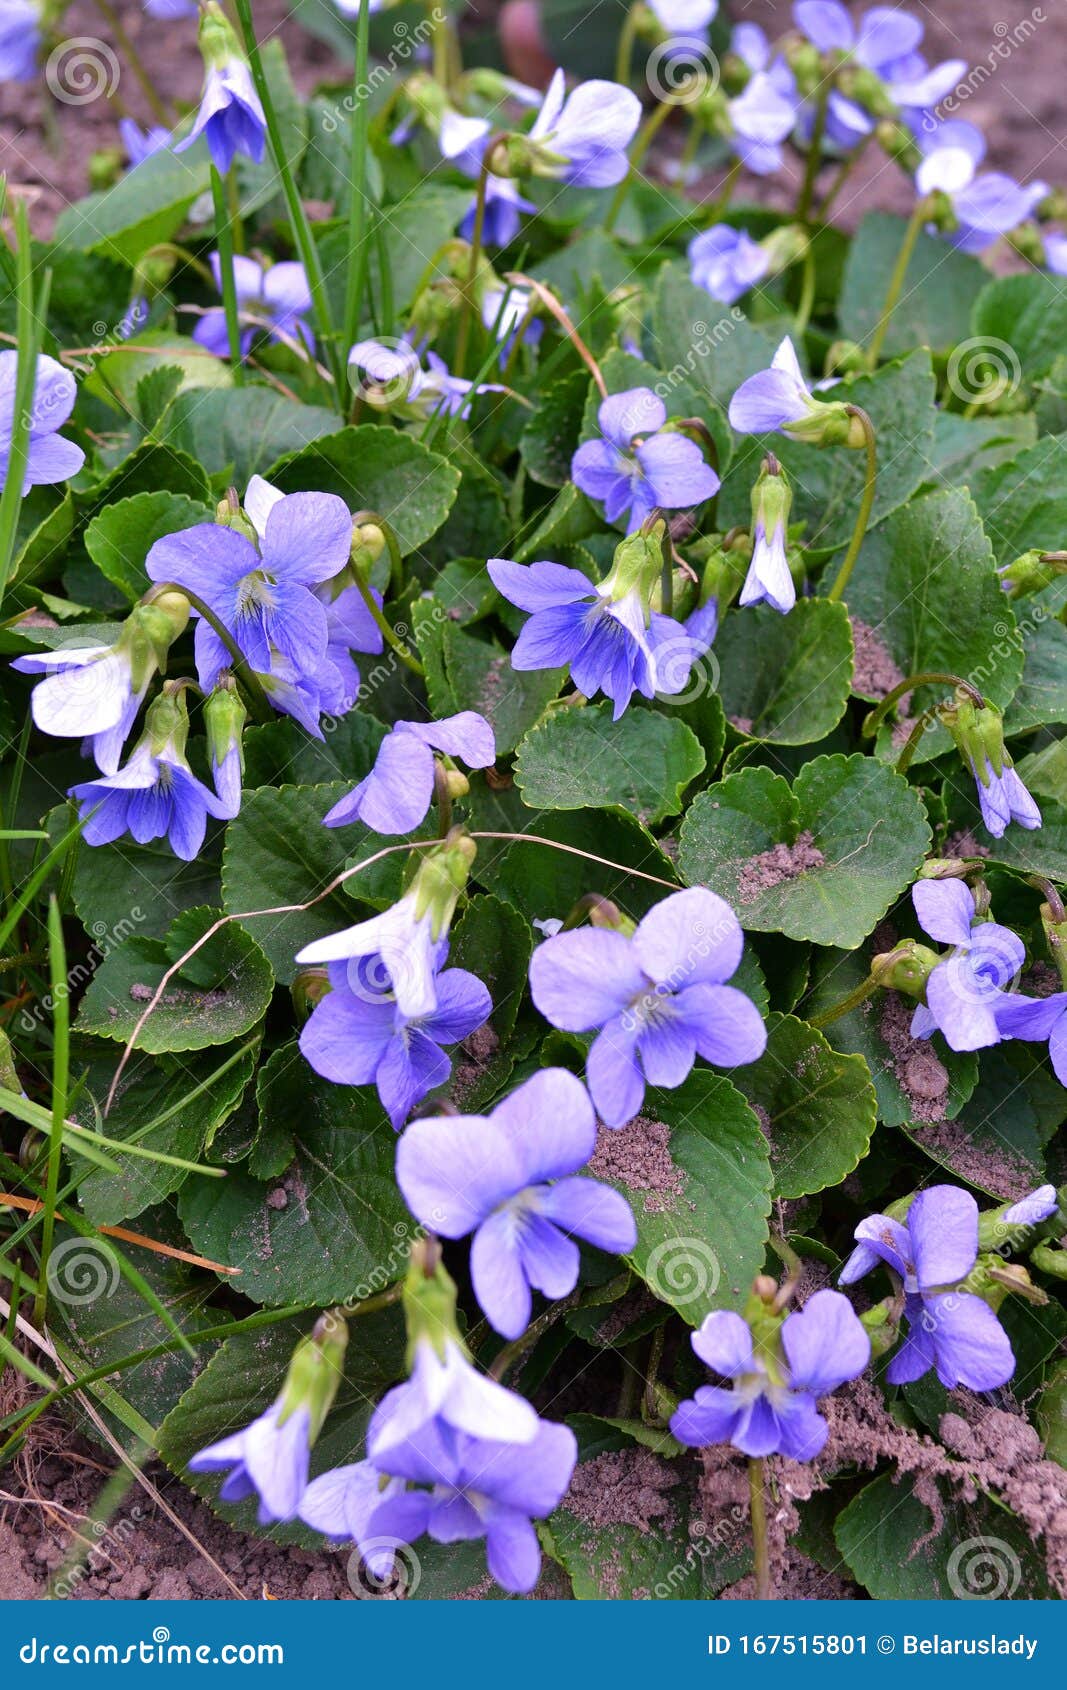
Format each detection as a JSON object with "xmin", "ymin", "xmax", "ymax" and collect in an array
[
  {"xmin": 879, "ymin": 992, "xmax": 950, "ymax": 1122},
  {"xmin": 563, "ymin": 1448, "xmax": 679, "ymax": 1534},
  {"xmin": 849, "ymin": 617, "xmax": 908, "ymax": 704},
  {"xmin": 737, "ymin": 831, "xmax": 825, "ymax": 904},
  {"xmin": 588, "ymin": 1117, "xmax": 687, "ymax": 1213}
]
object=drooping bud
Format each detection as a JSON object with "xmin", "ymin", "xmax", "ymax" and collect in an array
[
  {"xmin": 870, "ymin": 940, "xmax": 940, "ymax": 998},
  {"xmin": 277, "ymin": 1312, "xmax": 348, "ymax": 1443},
  {"xmin": 204, "ymin": 673, "xmax": 247, "ymax": 813},
  {"xmin": 999, "ymin": 550, "xmax": 1067, "ymax": 597}
]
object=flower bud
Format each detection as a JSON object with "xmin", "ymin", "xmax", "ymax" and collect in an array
[
  {"xmin": 871, "ymin": 940, "xmax": 940, "ymax": 997},
  {"xmin": 999, "ymin": 549, "xmax": 1067, "ymax": 597},
  {"xmin": 278, "ymin": 1312, "xmax": 348, "ymax": 1442},
  {"xmin": 198, "ymin": 0, "xmax": 245, "ymax": 72},
  {"xmin": 291, "ymin": 965, "xmax": 331, "ymax": 1021}
]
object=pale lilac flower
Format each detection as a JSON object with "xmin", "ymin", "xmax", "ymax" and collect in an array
[
  {"xmin": 323, "ymin": 712, "xmax": 495, "ymax": 834},
  {"xmin": 689, "ymin": 226, "xmax": 770, "ymax": 304},
  {"xmin": 348, "ymin": 337, "xmax": 505, "ymax": 419},
  {"xmin": 728, "ymin": 336, "xmax": 817, "ymax": 435},
  {"xmin": 996, "ymin": 989, "xmax": 1067, "ymax": 1087},
  {"xmin": 671, "ymin": 1291, "xmax": 870, "ymax": 1459},
  {"xmin": 529, "ymin": 887, "xmax": 766, "ymax": 1127},
  {"xmin": 176, "ymin": 56, "xmax": 266, "ymax": 176},
  {"xmin": 0, "ymin": 0, "xmax": 39, "ymax": 79},
  {"xmin": 368, "ymin": 1336, "xmax": 539, "ymax": 1463},
  {"xmin": 119, "ymin": 118, "xmax": 171, "ymax": 168},
  {"xmin": 193, "ymin": 255, "xmax": 312, "ymax": 359},
  {"xmin": 527, "ymin": 69, "xmax": 641, "ymax": 188},
  {"xmin": 13, "ymin": 641, "xmax": 148, "ymax": 775},
  {"xmin": 296, "ymin": 892, "xmax": 448, "ymax": 1020},
  {"xmin": 909, "ymin": 880, "xmax": 1023, "ymax": 1052},
  {"xmin": 1045, "ymin": 232, "xmax": 1067, "ymax": 276},
  {"xmin": 1000, "ymin": 1185, "xmax": 1059, "ymax": 1226},
  {"xmin": 970, "ymin": 754, "xmax": 1042, "ymax": 839},
  {"xmin": 916, "ymin": 121, "xmax": 1048, "ymax": 252},
  {"xmin": 189, "ymin": 1401, "xmax": 311, "ymax": 1524},
  {"xmin": 396, "ymin": 1069, "xmax": 636, "ymax": 1339},
  {"xmin": 300, "ymin": 951, "xmax": 491, "ymax": 1128},
  {"xmin": 0, "ymin": 353, "xmax": 85, "ymax": 494},
  {"xmin": 69, "ymin": 735, "xmax": 231, "ymax": 860},
  {"xmin": 572, "ymin": 387, "xmax": 719, "ymax": 533},
  {"xmin": 840, "ymin": 1186, "xmax": 1015, "ymax": 1390}
]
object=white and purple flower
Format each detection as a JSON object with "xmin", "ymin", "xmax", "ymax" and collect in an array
[{"xmin": 571, "ymin": 388, "xmax": 720, "ymax": 533}]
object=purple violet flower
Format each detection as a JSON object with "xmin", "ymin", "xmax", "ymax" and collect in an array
[
  {"xmin": 0, "ymin": 0, "xmax": 39, "ymax": 80},
  {"xmin": 361, "ymin": 1415, "xmax": 577, "ymax": 1594},
  {"xmin": 0, "ymin": 353, "xmax": 85, "ymax": 494},
  {"xmin": 193, "ymin": 254, "xmax": 312, "ymax": 360},
  {"xmin": 296, "ymin": 892, "xmax": 448, "ymax": 1021},
  {"xmin": 1000, "ymin": 1185, "xmax": 1060, "ymax": 1226},
  {"xmin": 909, "ymin": 879, "xmax": 1024, "ymax": 1052},
  {"xmin": 300, "ymin": 950, "xmax": 491, "ymax": 1129},
  {"xmin": 529, "ymin": 887, "xmax": 767, "ymax": 1127},
  {"xmin": 348, "ymin": 337, "xmax": 505, "ymax": 419},
  {"xmin": 996, "ymin": 990, "xmax": 1067, "ymax": 1086},
  {"xmin": 726, "ymin": 68, "xmax": 799, "ymax": 174},
  {"xmin": 298, "ymin": 1460, "xmax": 406, "ymax": 1579},
  {"xmin": 395, "ymin": 1068, "xmax": 636, "ymax": 1339},
  {"xmin": 145, "ymin": 490, "xmax": 351, "ymax": 694},
  {"xmin": 119, "ymin": 118, "xmax": 172, "ymax": 168},
  {"xmin": 527, "ymin": 69, "xmax": 641, "ymax": 188},
  {"xmin": 840, "ymin": 1185, "xmax": 1015, "ymax": 1391},
  {"xmin": 13, "ymin": 641, "xmax": 148, "ymax": 776},
  {"xmin": 671, "ymin": 1291, "xmax": 870, "ymax": 1459},
  {"xmin": 368, "ymin": 1335, "xmax": 540, "ymax": 1464},
  {"xmin": 689, "ymin": 226, "xmax": 770, "ymax": 304},
  {"xmin": 323, "ymin": 712, "xmax": 495, "ymax": 834},
  {"xmin": 916, "ymin": 121, "xmax": 1048, "ymax": 252},
  {"xmin": 487, "ymin": 555, "xmax": 715, "ymax": 720},
  {"xmin": 175, "ymin": 55, "xmax": 266, "ymax": 176},
  {"xmin": 189, "ymin": 1400, "xmax": 311, "ymax": 1524},
  {"xmin": 1045, "ymin": 232, "xmax": 1067, "ymax": 275},
  {"xmin": 571, "ymin": 387, "xmax": 720, "ymax": 533},
  {"xmin": 727, "ymin": 335, "xmax": 821, "ymax": 436},
  {"xmin": 69, "ymin": 732, "xmax": 231, "ymax": 861},
  {"xmin": 970, "ymin": 753, "xmax": 1042, "ymax": 839},
  {"xmin": 794, "ymin": 4, "xmax": 965, "ymax": 148}
]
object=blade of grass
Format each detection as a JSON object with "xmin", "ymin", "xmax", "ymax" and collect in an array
[
  {"xmin": 341, "ymin": 0, "xmax": 373, "ymax": 351},
  {"xmin": 0, "ymin": 807, "xmax": 92, "ymax": 956},
  {"xmin": 209, "ymin": 165, "xmax": 246, "ymax": 382},
  {"xmin": 0, "ymin": 1087, "xmax": 228, "ymax": 1176},
  {"xmin": 33, "ymin": 897, "xmax": 69, "ymax": 1326}
]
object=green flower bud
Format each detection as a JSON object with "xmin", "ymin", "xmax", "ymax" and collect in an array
[
  {"xmin": 410, "ymin": 831, "xmax": 477, "ymax": 938},
  {"xmin": 198, "ymin": 1, "xmax": 245, "ymax": 72},
  {"xmin": 1000, "ymin": 550, "xmax": 1067, "ymax": 598},
  {"xmin": 871, "ymin": 940, "xmax": 940, "ymax": 998},
  {"xmin": 402, "ymin": 1237, "xmax": 466, "ymax": 1364},
  {"xmin": 600, "ymin": 524, "xmax": 665, "ymax": 606},
  {"xmin": 277, "ymin": 1313, "xmax": 348, "ymax": 1441},
  {"xmin": 291, "ymin": 966, "xmax": 331, "ymax": 1021}
]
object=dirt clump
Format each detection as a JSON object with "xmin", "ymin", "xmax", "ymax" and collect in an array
[
  {"xmin": 850, "ymin": 618, "xmax": 908, "ymax": 704},
  {"xmin": 587, "ymin": 1117, "xmax": 688, "ymax": 1214},
  {"xmin": 879, "ymin": 992, "xmax": 950, "ymax": 1122},
  {"xmin": 562, "ymin": 1448, "xmax": 679, "ymax": 1534},
  {"xmin": 737, "ymin": 832, "xmax": 825, "ymax": 904}
]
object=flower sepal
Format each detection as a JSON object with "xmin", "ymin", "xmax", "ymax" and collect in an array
[
  {"xmin": 401, "ymin": 1237, "xmax": 468, "ymax": 1368},
  {"xmin": 197, "ymin": 1, "xmax": 246, "ymax": 73},
  {"xmin": 858, "ymin": 1298, "xmax": 899, "ymax": 1359},
  {"xmin": 598, "ymin": 524, "xmax": 664, "ymax": 608},
  {"xmin": 870, "ymin": 939, "xmax": 940, "ymax": 998},
  {"xmin": 277, "ymin": 1312, "xmax": 349, "ymax": 1445},
  {"xmin": 410, "ymin": 829, "xmax": 477, "ymax": 938}
]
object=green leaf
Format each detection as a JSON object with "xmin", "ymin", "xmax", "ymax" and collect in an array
[
  {"xmin": 443, "ymin": 623, "xmax": 563, "ymax": 755},
  {"xmin": 901, "ymin": 1045, "xmax": 1049, "ymax": 1198},
  {"xmin": 163, "ymin": 389, "xmax": 342, "ymax": 486},
  {"xmin": 49, "ymin": 804, "xmax": 223, "ymax": 942},
  {"xmin": 730, "ymin": 1012, "xmax": 876, "ymax": 1198},
  {"xmin": 515, "ymin": 703, "xmax": 705, "ymax": 825},
  {"xmin": 514, "ymin": 483, "xmax": 600, "ymax": 560},
  {"xmin": 846, "ymin": 487, "xmax": 1023, "ymax": 762},
  {"xmin": 319, "ymin": 187, "xmax": 473, "ymax": 321},
  {"xmin": 925, "ymin": 410, "xmax": 1037, "ymax": 486},
  {"xmin": 84, "ymin": 491, "xmax": 212, "ymax": 603},
  {"xmin": 54, "ymin": 148, "xmax": 209, "ymax": 263},
  {"xmin": 835, "ymin": 1471, "xmax": 1052, "ymax": 1599},
  {"xmin": 81, "ymin": 440, "xmax": 212, "ymax": 507},
  {"xmin": 86, "ymin": 334, "xmax": 232, "ymax": 416},
  {"xmin": 74, "ymin": 907, "xmax": 273, "ymax": 1054},
  {"xmin": 268, "ymin": 426, "xmax": 459, "ymax": 555},
  {"xmin": 179, "ymin": 1058, "xmax": 410, "ymax": 1305},
  {"xmin": 73, "ymin": 1043, "xmax": 257, "ymax": 1225},
  {"xmin": 221, "ymin": 783, "xmax": 404, "ymax": 980},
  {"xmin": 598, "ymin": 1071, "xmax": 771, "ymax": 1325},
  {"xmin": 9, "ymin": 491, "xmax": 74, "ymax": 590},
  {"xmin": 678, "ymin": 756, "xmax": 931, "ymax": 948},
  {"xmin": 972, "ymin": 433, "xmax": 1067, "ymax": 565},
  {"xmin": 650, "ymin": 262, "xmax": 784, "ymax": 412},
  {"xmin": 715, "ymin": 598, "xmax": 853, "ymax": 745},
  {"xmin": 450, "ymin": 893, "xmax": 532, "ymax": 1044},
  {"xmin": 1037, "ymin": 1360, "xmax": 1067, "ymax": 1468},
  {"xmin": 971, "ymin": 271, "xmax": 1067, "ymax": 381},
  {"xmin": 241, "ymin": 711, "xmax": 387, "ymax": 790},
  {"xmin": 840, "ymin": 213, "xmax": 987, "ymax": 356},
  {"xmin": 1005, "ymin": 612, "xmax": 1067, "ymax": 734},
  {"xmin": 521, "ymin": 369, "xmax": 588, "ymax": 488},
  {"xmin": 477, "ymin": 801, "xmax": 677, "ymax": 922},
  {"xmin": 720, "ymin": 351, "xmax": 937, "ymax": 552}
]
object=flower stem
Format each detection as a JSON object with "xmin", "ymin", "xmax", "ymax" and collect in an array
[
  {"xmin": 826, "ymin": 406, "xmax": 877, "ymax": 603},
  {"xmin": 231, "ymin": 0, "xmax": 346, "ymax": 407},
  {"xmin": 615, "ymin": 3, "xmax": 639, "ymax": 84},
  {"xmin": 807, "ymin": 972, "xmax": 879, "ymax": 1029},
  {"xmin": 352, "ymin": 571, "xmax": 424, "ymax": 677},
  {"xmin": 92, "ymin": 0, "xmax": 172, "ymax": 124},
  {"xmin": 705, "ymin": 159, "xmax": 741, "ymax": 226},
  {"xmin": 342, "ymin": 0, "xmax": 373, "ymax": 351},
  {"xmin": 862, "ymin": 672, "xmax": 984, "ymax": 740},
  {"xmin": 895, "ymin": 706, "xmax": 942, "ymax": 775},
  {"xmin": 144, "ymin": 583, "xmax": 271, "ymax": 721},
  {"xmin": 796, "ymin": 83, "xmax": 829, "ymax": 224},
  {"xmin": 209, "ymin": 166, "xmax": 245, "ymax": 383},
  {"xmin": 866, "ymin": 196, "xmax": 928, "ymax": 368},
  {"xmin": 603, "ymin": 98, "xmax": 675, "ymax": 235},
  {"xmin": 433, "ymin": 762, "xmax": 452, "ymax": 837},
  {"xmin": 794, "ymin": 242, "xmax": 816, "ymax": 337},
  {"xmin": 455, "ymin": 147, "xmax": 493, "ymax": 378},
  {"xmin": 749, "ymin": 1458, "xmax": 772, "ymax": 1599}
]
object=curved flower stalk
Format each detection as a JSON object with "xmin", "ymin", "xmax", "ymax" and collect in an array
[
  {"xmin": 193, "ymin": 255, "xmax": 312, "ymax": 359},
  {"xmin": 299, "ymin": 947, "xmax": 491, "ymax": 1128},
  {"xmin": 395, "ymin": 1068, "xmax": 636, "ymax": 1337},
  {"xmin": 488, "ymin": 526, "xmax": 717, "ymax": 720},
  {"xmin": 671, "ymin": 1288, "xmax": 870, "ymax": 1459},
  {"xmin": 322, "ymin": 712, "xmax": 495, "ymax": 834},
  {"xmin": 571, "ymin": 387, "xmax": 719, "ymax": 533},
  {"xmin": 529, "ymin": 887, "xmax": 767, "ymax": 1126},
  {"xmin": 0, "ymin": 353, "xmax": 85, "ymax": 494},
  {"xmin": 839, "ymin": 1185, "xmax": 1039, "ymax": 1390}
]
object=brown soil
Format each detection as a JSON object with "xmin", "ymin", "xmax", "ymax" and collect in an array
[
  {"xmin": 587, "ymin": 1116, "xmax": 688, "ymax": 1214},
  {"xmin": 561, "ymin": 1447, "xmax": 680, "ymax": 1533},
  {"xmin": 879, "ymin": 991, "xmax": 951, "ymax": 1124},
  {"xmin": 849, "ymin": 617, "xmax": 908, "ymax": 705},
  {"xmin": 737, "ymin": 831, "xmax": 825, "ymax": 903}
]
